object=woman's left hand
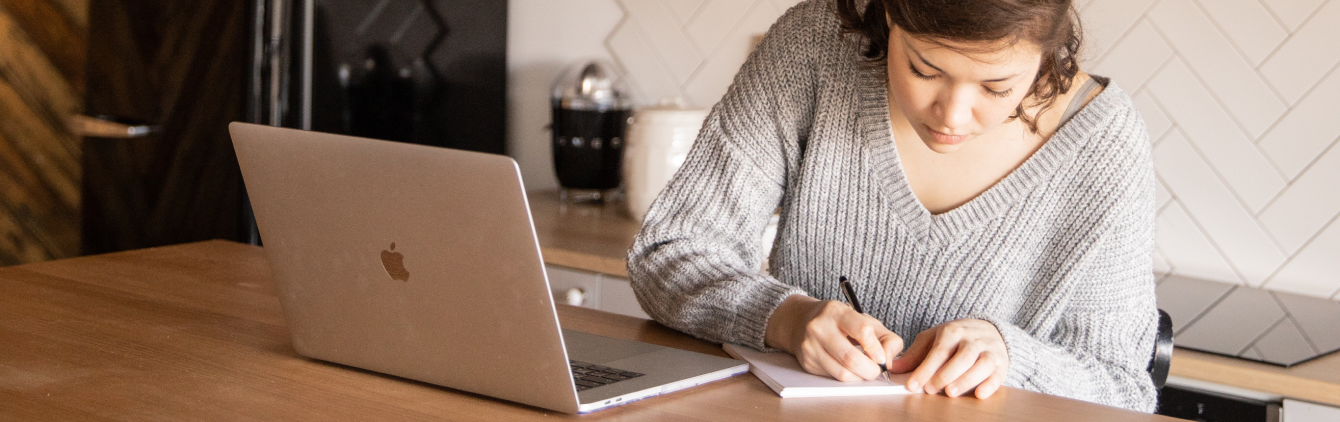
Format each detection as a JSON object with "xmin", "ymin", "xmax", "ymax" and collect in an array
[{"xmin": 887, "ymin": 319, "xmax": 1009, "ymax": 399}]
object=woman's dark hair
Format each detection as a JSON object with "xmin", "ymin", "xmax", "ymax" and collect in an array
[{"xmin": 834, "ymin": 0, "xmax": 1082, "ymax": 134}]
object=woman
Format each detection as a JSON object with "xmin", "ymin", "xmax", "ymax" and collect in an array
[{"xmin": 626, "ymin": 0, "xmax": 1158, "ymax": 412}]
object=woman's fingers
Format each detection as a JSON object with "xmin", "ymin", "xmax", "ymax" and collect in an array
[
  {"xmin": 838, "ymin": 311, "xmax": 888, "ymax": 365},
  {"xmin": 797, "ymin": 332, "xmax": 862, "ymax": 381},
  {"xmin": 943, "ymin": 353, "xmax": 997, "ymax": 397},
  {"xmin": 974, "ymin": 369, "xmax": 1007, "ymax": 399},
  {"xmin": 924, "ymin": 342, "xmax": 982, "ymax": 394},
  {"xmin": 876, "ymin": 328, "xmax": 904, "ymax": 368},
  {"xmin": 817, "ymin": 325, "xmax": 882, "ymax": 380},
  {"xmin": 888, "ymin": 328, "xmax": 933, "ymax": 374}
]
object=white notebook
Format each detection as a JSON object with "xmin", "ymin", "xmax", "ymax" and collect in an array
[{"xmin": 723, "ymin": 343, "xmax": 914, "ymax": 398}]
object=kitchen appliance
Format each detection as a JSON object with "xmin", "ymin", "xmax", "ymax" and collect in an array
[
  {"xmin": 623, "ymin": 102, "xmax": 707, "ymax": 221},
  {"xmin": 551, "ymin": 60, "xmax": 634, "ymax": 202}
]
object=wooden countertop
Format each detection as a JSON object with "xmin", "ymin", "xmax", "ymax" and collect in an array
[
  {"xmin": 526, "ymin": 190, "xmax": 1340, "ymax": 406},
  {"xmin": 529, "ymin": 190, "xmax": 642, "ymax": 278},
  {"xmin": 1170, "ymin": 348, "xmax": 1340, "ymax": 406},
  {"xmin": 0, "ymin": 240, "xmax": 1180, "ymax": 420}
]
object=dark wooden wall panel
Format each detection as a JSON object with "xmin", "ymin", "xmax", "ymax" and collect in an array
[
  {"xmin": 0, "ymin": 1, "xmax": 85, "ymax": 265},
  {"xmin": 81, "ymin": 0, "xmax": 248, "ymax": 255}
]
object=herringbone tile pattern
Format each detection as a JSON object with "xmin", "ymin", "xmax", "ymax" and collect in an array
[
  {"xmin": 1086, "ymin": 0, "xmax": 1340, "ymax": 300},
  {"xmin": 605, "ymin": 0, "xmax": 803, "ymax": 108}
]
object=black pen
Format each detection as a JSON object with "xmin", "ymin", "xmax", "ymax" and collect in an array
[{"xmin": 839, "ymin": 276, "xmax": 892, "ymax": 385}]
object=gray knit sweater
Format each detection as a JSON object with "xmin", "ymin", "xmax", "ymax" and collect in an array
[{"xmin": 626, "ymin": 0, "xmax": 1159, "ymax": 413}]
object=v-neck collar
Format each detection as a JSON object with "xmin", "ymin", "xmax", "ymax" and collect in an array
[{"xmin": 855, "ymin": 61, "xmax": 1121, "ymax": 246}]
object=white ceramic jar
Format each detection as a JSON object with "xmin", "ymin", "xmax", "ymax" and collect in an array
[{"xmin": 622, "ymin": 105, "xmax": 709, "ymax": 222}]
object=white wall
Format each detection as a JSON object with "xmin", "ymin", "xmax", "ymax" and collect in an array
[{"xmin": 509, "ymin": 0, "xmax": 1340, "ymax": 300}]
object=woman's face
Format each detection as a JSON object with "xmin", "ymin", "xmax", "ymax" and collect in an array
[{"xmin": 886, "ymin": 26, "xmax": 1044, "ymax": 154}]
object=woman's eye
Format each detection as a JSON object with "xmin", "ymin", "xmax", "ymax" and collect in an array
[
  {"xmin": 986, "ymin": 87, "xmax": 1013, "ymax": 98},
  {"xmin": 908, "ymin": 61, "xmax": 936, "ymax": 80}
]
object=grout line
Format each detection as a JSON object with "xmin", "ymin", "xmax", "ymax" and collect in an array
[
  {"xmin": 1174, "ymin": 284, "xmax": 1239, "ymax": 337},
  {"xmin": 1253, "ymin": 133, "xmax": 1340, "ymax": 222},
  {"xmin": 1190, "ymin": 0, "xmax": 1268, "ymax": 70},
  {"xmin": 1154, "ymin": 171, "xmax": 1177, "ymax": 213},
  {"xmin": 1255, "ymin": 0, "xmax": 1292, "ymax": 34},
  {"xmin": 1133, "ymin": 54, "xmax": 1177, "ymax": 95},
  {"xmin": 604, "ymin": 18, "xmax": 655, "ymax": 105},
  {"xmin": 1165, "ymin": 193, "xmax": 1252, "ymax": 286},
  {"xmin": 1251, "ymin": 60, "xmax": 1340, "ymax": 151},
  {"xmin": 1143, "ymin": 23, "xmax": 1274, "ymax": 166},
  {"xmin": 1141, "ymin": 85, "xmax": 1178, "ymax": 142},
  {"xmin": 1258, "ymin": 208, "xmax": 1340, "ymax": 292},
  {"xmin": 1087, "ymin": 5, "xmax": 1160, "ymax": 70},
  {"xmin": 679, "ymin": 0, "xmax": 769, "ymax": 102},
  {"xmin": 1170, "ymin": 124, "xmax": 1290, "ymax": 259},
  {"xmin": 679, "ymin": 0, "xmax": 709, "ymax": 31},
  {"xmin": 1257, "ymin": 0, "xmax": 1333, "ymax": 69},
  {"xmin": 1268, "ymin": 291, "xmax": 1324, "ymax": 354},
  {"xmin": 1236, "ymin": 314, "xmax": 1289, "ymax": 356}
]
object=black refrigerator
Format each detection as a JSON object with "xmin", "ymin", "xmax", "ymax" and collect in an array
[{"xmin": 245, "ymin": 0, "xmax": 509, "ymax": 243}]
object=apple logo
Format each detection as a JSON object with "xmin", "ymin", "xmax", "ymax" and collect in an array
[{"xmin": 381, "ymin": 243, "xmax": 410, "ymax": 281}]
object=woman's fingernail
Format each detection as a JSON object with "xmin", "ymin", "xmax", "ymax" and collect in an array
[
  {"xmin": 908, "ymin": 381, "xmax": 919, "ymax": 392},
  {"xmin": 947, "ymin": 386, "xmax": 959, "ymax": 396}
]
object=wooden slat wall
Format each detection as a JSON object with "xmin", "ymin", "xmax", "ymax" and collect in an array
[{"xmin": 0, "ymin": 1, "xmax": 87, "ymax": 265}]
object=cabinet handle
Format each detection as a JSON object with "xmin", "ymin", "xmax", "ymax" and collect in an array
[
  {"xmin": 69, "ymin": 115, "xmax": 161, "ymax": 138},
  {"xmin": 562, "ymin": 288, "xmax": 586, "ymax": 306}
]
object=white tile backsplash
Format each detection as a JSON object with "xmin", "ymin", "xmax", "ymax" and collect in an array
[
  {"xmin": 1196, "ymin": 0, "xmax": 1289, "ymax": 65},
  {"xmin": 664, "ymin": 0, "xmax": 706, "ymax": 25},
  {"xmin": 1266, "ymin": 216, "xmax": 1340, "ymax": 298},
  {"xmin": 1077, "ymin": 0, "xmax": 1159, "ymax": 66},
  {"xmin": 1148, "ymin": 0, "xmax": 1287, "ymax": 139},
  {"xmin": 1091, "ymin": 19, "xmax": 1172, "ymax": 91},
  {"xmin": 1261, "ymin": 0, "xmax": 1328, "ymax": 32},
  {"xmin": 1130, "ymin": 89, "xmax": 1172, "ymax": 142},
  {"xmin": 1146, "ymin": 60, "xmax": 1287, "ymax": 213},
  {"xmin": 620, "ymin": 0, "xmax": 705, "ymax": 82},
  {"xmin": 1259, "ymin": 0, "xmax": 1340, "ymax": 105},
  {"xmin": 1259, "ymin": 144, "xmax": 1340, "ymax": 254},
  {"xmin": 1259, "ymin": 67, "xmax": 1340, "ymax": 179},
  {"xmin": 1155, "ymin": 200, "xmax": 1245, "ymax": 285},
  {"xmin": 508, "ymin": 0, "xmax": 1340, "ymax": 300},
  {"xmin": 1155, "ymin": 130, "xmax": 1287, "ymax": 286}
]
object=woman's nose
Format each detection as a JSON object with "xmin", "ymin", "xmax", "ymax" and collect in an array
[{"xmin": 936, "ymin": 89, "xmax": 975, "ymax": 131}]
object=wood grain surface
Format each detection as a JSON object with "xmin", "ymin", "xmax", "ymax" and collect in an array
[
  {"xmin": 1170, "ymin": 348, "xmax": 1340, "ymax": 407},
  {"xmin": 529, "ymin": 190, "xmax": 642, "ymax": 278},
  {"xmin": 0, "ymin": 240, "xmax": 1181, "ymax": 421},
  {"xmin": 0, "ymin": 0, "xmax": 87, "ymax": 265}
]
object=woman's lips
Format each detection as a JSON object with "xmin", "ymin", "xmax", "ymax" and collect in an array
[{"xmin": 926, "ymin": 126, "xmax": 968, "ymax": 145}]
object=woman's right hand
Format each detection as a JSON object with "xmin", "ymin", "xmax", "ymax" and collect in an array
[{"xmin": 765, "ymin": 295, "xmax": 905, "ymax": 382}]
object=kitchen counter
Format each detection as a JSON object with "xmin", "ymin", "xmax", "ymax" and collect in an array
[{"xmin": 525, "ymin": 190, "xmax": 1340, "ymax": 407}]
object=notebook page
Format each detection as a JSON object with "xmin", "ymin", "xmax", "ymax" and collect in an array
[{"xmin": 723, "ymin": 343, "xmax": 913, "ymax": 398}]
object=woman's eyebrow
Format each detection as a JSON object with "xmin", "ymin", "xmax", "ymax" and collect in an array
[{"xmin": 904, "ymin": 40, "xmax": 1022, "ymax": 83}]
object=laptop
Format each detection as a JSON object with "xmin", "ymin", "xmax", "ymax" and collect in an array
[{"xmin": 228, "ymin": 122, "xmax": 748, "ymax": 414}]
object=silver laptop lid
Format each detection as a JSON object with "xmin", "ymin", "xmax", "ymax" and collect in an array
[{"xmin": 230, "ymin": 122, "xmax": 580, "ymax": 413}]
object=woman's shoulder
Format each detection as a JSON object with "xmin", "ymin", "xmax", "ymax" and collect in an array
[{"xmin": 759, "ymin": 0, "xmax": 858, "ymax": 61}]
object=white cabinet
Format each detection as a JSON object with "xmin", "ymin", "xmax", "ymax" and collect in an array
[
  {"xmin": 1284, "ymin": 399, "xmax": 1340, "ymax": 422},
  {"xmin": 544, "ymin": 264, "xmax": 650, "ymax": 319}
]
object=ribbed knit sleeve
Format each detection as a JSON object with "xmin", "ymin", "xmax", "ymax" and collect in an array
[
  {"xmin": 977, "ymin": 107, "xmax": 1160, "ymax": 412},
  {"xmin": 625, "ymin": 2, "xmax": 824, "ymax": 351}
]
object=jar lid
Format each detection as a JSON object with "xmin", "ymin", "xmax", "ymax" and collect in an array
[{"xmin": 551, "ymin": 60, "xmax": 633, "ymax": 111}]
